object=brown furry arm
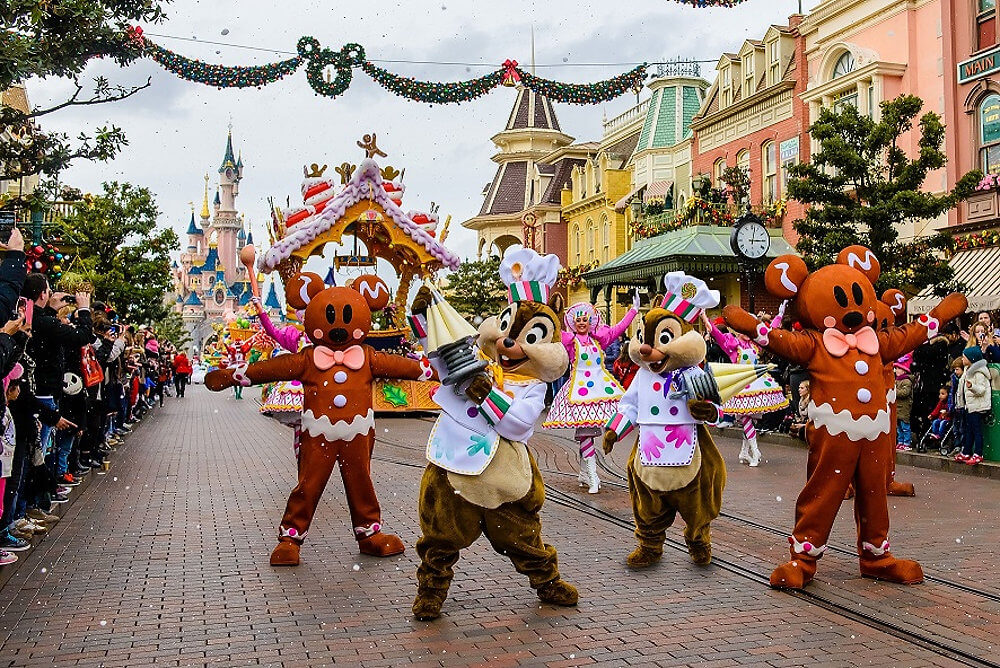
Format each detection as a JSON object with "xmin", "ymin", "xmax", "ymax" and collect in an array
[
  {"xmin": 723, "ymin": 305, "xmax": 816, "ymax": 366},
  {"xmin": 205, "ymin": 352, "xmax": 306, "ymax": 392},
  {"xmin": 370, "ymin": 349, "xmax": 436, "ymax": 381}
]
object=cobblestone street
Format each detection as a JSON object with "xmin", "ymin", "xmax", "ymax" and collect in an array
[{"xmin": 0, "ymin": 386, "xmax": 997, "ymax": 667}]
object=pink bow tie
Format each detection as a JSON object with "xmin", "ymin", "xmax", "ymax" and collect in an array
[
  {"xmin": 314, "ymin": 344, "xmax": 365, "ymax": 371},
  {"xmin": 822, "ymin": 326, "xmax": 879, "ymax": 358}
]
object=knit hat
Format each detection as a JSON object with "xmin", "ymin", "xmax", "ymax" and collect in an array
[{"xmin": 963, "ymin": 346, "xmax": 984, "ymax": 363}]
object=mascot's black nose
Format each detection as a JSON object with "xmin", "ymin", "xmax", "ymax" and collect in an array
[
  {"xmin": 503, "ymin": 337, "xmax": 515, "ymax": 348},
  {"xmin": 843, "ymin": 311, "xmax": 864, "ymax": 329},
  {"xmin": 329, "ymin": 328, "xmax": 349, "ymax": 343}
]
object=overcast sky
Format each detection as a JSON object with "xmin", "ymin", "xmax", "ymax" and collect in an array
[{"xmin": 26, "ymin": 0, "xmax": 821, "ymax": 292}]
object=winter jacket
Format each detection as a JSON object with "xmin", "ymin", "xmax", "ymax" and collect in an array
[
  {"xmin": 895, "ymin": 376, "xmax": 913, "ymax": 422},
  {"xmin": 959, "ymin": 360, "xmax": 992, "ymax": 414},
  {"xmin": 27, "ymin": 305, "xmax": 93, "ymax": 398},
  {"xmin": 172, "ymin": 353, "xmax": 192, "ymax": 375},
  {"xmin": 929, "ymin": 398, "xmax": 949, "ymax": 420},
  {"xmin": 0, "ymin": 250, "xmax": 26, "ymax": 321},
  {"xmin": 986, "ymin": 344, "xmax": 1000, "ymax": 364}
]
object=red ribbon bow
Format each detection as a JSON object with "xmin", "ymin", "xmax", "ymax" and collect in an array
[
  {"xmin": 821, "ymin": 326, "xmax": 879, "ymax": 358},
  {"xmin": 501, "ymin": 59, "xmax": 521, "ymax": 86},
  {"xmin": 127, "ymin": 25, "xmax": 145, "ymax": 48},
  {"xmin": 314, "ymin": 344, "xmax": 366, "ymax": 371}
]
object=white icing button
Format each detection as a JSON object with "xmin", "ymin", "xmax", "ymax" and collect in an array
[
  {"xmin": 334, "ymin": 371, "xmax": 348, "ymax": 384},
  {"xmin": 333, "ymin": 394, "xmax": 347, "ymax": 408},
  {"xmin": 857, "ymin": 388, "xmax": 872, "ymax": 404},
  {"xmin": 855, "ymin": 361, "xmax": 869, "ymax": 375}
]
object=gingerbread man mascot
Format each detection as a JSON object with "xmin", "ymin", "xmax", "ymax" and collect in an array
[
  {"xmin": 723, "ymin": 246, "xmax": 966, "ymax": 589},
  {"xmin": 206, "ymin": 273, "xmax": 433, "ymax": 566}
]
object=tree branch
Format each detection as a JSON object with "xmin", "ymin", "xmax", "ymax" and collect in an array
[{"xmin": 28, "ymin": 78, "xmax": 153, "ymax": 119}]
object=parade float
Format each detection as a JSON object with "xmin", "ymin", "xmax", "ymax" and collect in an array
[{"xmin": 259, "ymin": 134, "xmax": 460, "ymax": 412}]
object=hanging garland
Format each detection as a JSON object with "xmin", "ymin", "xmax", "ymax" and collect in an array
[
  {"xmin": 672, "ymin": 0, "xmax": 752, "ymax": 6},
  {"xmin": 141, "ymin": 34, "xmax": 647, "ymax": 105},
  {"xmin": 25, "ymin": 243, "xmax": 66, "ymax": 281}
]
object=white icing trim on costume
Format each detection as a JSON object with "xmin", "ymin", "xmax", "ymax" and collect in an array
[
  {"xmin": 231, "ymin": 363, "xmax": 251, "ymax": 387},
  {"xmin": 418, "ymin": 358, "xmax": 434, "ymax": 380},
  {"xmin": 789, "ymin": 536, "xmax": 827, "ymax": 557},
  {"xmin": 889, "ymin": 293, "xmax": 905, "ymax": 316},
  {"xmin": 354, "ymin": 522, "xmax": 382, "ymax": 538},
  {"xmin": 918, "ymin": 313, "xmax": 940, "ymax": 339},
  {"xmin": 846, "ymin": 249, "xmax": 877, "ymax": 272},
  {"xmin": 302, "ymin": 408, "xmax": 374, "ymax": 441},
  {"xmin": 298, "ymin": 274, "xmax": 317, "ymax": 306},
  {"xmin": 862, "ymin": 539, "xmax": 890, "ymax": 556},
  {"xmin": 357, "ymin": 279, "xmax": 389, "ymax": 302},
  {"xmin": 774, "ymin": 262, "xmax": 799, "ymax": 294},
  {"xmin": 807, "ymin": 400, "xmax": 890, "ymax": 442},
  {"xmin": 280, "ymin": 525, "xmax": 307, "ymax": 540},
  {"xmin": 754, "ymin": 323, "xmax": 770, "ymax": 346},
  {"xmin": 887, "ymin": 387, "xmax": 897, "ymax": 404}
]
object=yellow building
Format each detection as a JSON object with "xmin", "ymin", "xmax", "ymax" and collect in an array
[
  {"xmin": 1, "ymin": 85, "xmax": 40, "ymax": 210},
  {"xmin": 559, "ymin": 108, "xmax": 645, "ymax": 322}
]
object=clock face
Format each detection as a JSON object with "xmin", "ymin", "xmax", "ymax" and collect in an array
[{"xmin": 734, "ymin": 222, "xmax": 770, "ymax": 260}]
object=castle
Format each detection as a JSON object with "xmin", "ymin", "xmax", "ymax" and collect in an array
[{"xmin": 171, "ymin": 130, "xmax": 282, "ymax": 352}]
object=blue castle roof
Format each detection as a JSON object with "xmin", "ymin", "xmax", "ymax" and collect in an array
[
  {"xmin": 219, "ymin": 132, "xmax": 237, "ymax": 173},
  {"xmin": 214, "ymin": 190, "xmax": 221, "ymax": 205},
  {"xmin": 264, "ymin": 281, "xmax": 282, "ymax": 310},
  {"xmin": 203, "ymin": 246, "xmax": 220, "ymax": 272},
  {"xmin": 188, "ymin": 265, "xmax": 203, "ymax": 276},
  {"xmin": 186, "ymin": 212, "xmax": 203, "ymax": 235},
  {"xmin": 246, "ymin": 230, "xmax": 254, "ymax": 245},
  {"xmin": 184, "ymin": 292, "xmax": 203, "ymax": 306},
  {"xmin": 237, "ymin": 227, "xmax": 246, "ymax": 241}
]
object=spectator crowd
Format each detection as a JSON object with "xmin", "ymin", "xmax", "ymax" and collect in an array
[{"xmin": 0, "ymin": 228, "xmax": 190, "ymax": 568}]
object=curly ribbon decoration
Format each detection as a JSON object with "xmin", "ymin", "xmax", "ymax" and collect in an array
[{"xmin": 142, "ymin": 34, "xmax": 648, "ymax": 105}]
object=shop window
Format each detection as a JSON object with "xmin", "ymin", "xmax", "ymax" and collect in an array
[
  {"xmin": 602, "ymin": 219, "xmax": 610, "ymax": 263},
  {"xmin": 573, "ymin": 224, "xmax": 581, "ymax": 264},
  {"xmin": 979, "ymin": 0, "xmax": 997, "ymax": 51},
  {"xmin": 737, "ymin": 149, "xmax": 750, "ymax": 176},
  {"xmin": 762, "ymin": 141, "xmax": 778, "ymax": 205},
  {"xmin": 714, "ymin": 158, "xmax": 727, "ymax": 184},
  {"xmin": 833, "ymin": 89, "xmax": 859, "ymax": 113},
  {"xmin": 980, "ymin": 94, "xmax": 1000, "ymax": 174}
]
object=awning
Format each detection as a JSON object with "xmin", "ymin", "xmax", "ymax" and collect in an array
[
  {"xmin": 908, "ymin": 245, "xmax": 1000, "ymax": 315},
  {"xmin": 643, "ymin": 180, "xmax": 673, "ymax": 203},
  {"xmin": 582, "ymin": 224, "xmax": 796, "ymax": 290},
  {"xmin": 614, "ymin": 184, "xmax": 646, "ymax": 213}
]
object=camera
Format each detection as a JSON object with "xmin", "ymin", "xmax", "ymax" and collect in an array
[{"xmin": 62, "ymin": 295, "xmax": 77, "ymax": 304}]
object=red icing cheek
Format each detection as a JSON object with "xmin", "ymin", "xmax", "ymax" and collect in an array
[
  {"xmin": 313, "ymin": 328, "xmax": 324, "ymax": 340},
  {"xmin": 823, "ymin": 316, "xmax": 836, "ymax": 328},
  {"xmin": 353, "ymin": 328, "xmax": 364, "ymax": 340},
  {"xmin": 867, "ymin": 310, "xmax": 875, "ymax": 323}
]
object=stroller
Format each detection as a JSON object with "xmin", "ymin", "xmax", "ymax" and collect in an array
[{"xmin": 915, "ymin": 419, "xmax": 961, "ymax": 457}]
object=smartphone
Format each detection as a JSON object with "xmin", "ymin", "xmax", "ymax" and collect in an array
[{"xmin": 16, "ymin": 297, "xmax": 32, "ymax": 327}]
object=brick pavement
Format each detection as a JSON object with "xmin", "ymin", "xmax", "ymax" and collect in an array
[{"xmin": 0, "ymin": 386, "xmax": 992, "ymax": 667}]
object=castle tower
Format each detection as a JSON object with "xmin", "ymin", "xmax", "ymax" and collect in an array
[
  {"xmin": 214, "ymin": 129, "xmax": 243, "ymax": 285},
  {"xmin": 463, "ymin": 88, "xmax": 573, "ymax": 258}
]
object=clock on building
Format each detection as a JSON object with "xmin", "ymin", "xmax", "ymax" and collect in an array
[{"xmin": 730, "ymin": 212, "xmax": 770, "ymax": 261}]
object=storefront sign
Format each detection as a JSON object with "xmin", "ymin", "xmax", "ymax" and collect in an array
[
  {"xmin": 958, "ymin": 47, "xmax": 1000, "ymax": 84},
  {"xmin": 780, "ymin": 138, "xmax": 799, "ymax": 165},
  {"xmin": 983, "ymin": 95, "xmax": 1000, "ymax": 144}
]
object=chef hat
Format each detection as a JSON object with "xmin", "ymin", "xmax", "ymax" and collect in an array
[
  {"xmin": 500, "ymin": 249, "xmax": 561, "ymax": 304},
  {"xmin": 660, "ymin": 271, "xmax": 720, "ymax": 323}
]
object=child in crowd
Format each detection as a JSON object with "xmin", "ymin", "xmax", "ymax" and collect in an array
[
  {"xmin": 986, "ymin": 329, "xmax": 1000, "ymax": 364},
  {"xmin": 929, "ymin": 386, "xmax": 951, "ymax": 440},
  {"xmin": 957, "ymin": 346, "xmax": 992, "ymax": 465},
  {"xmin": 789, "ymin": 380, "xmax": 811, "ymax": 441},
  {"xmin": 895, "ymin": 355, "xmax": 914, "ymax": 451},
  {"xmin": 0, "ymin": 380, "xmax": 18, "ymax": 566},
  {"xmin": 948, "ymin": 357, "xmax": 966, "ymax": 454}
]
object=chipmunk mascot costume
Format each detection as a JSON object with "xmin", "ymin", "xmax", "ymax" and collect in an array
[
  {"xmin": 723, "ymin": 247, "xmax": 966, "ymax": 589},
  {"xmin": 408, "ymin": 249, "xmax": 577, "ymax": 621},
  {"xmin": 603, "ymin": 272, "xmax": 727, "ymax": 568},
  {"xmin": 206, "ymin": 273, "xmax": 433, "ymax": 566}
]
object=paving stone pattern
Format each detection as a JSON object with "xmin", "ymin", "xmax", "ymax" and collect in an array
[{"xmin": 0, "ymin": 386, "xmax": 992, "ymax": 667}]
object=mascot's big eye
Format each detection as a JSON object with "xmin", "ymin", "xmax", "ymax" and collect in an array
[
  {"xmin": 343, "ymin": 304, "xmax": 353, "ymax": 323},
  {"xmin": 524, "ymin": 321, "xmax": 551, "ymax": 345},
  {"xmin": 326, "ymin": 304, "xmax": 337, "ymax": 323},
  {"xmin": 834, "ymin": 286, "xmax": 849, "ymax": 308},
  {"xmin": 658, "ymin": 329, "xmax": 673, "ymax": 346},
  {"xmin": 851, "ymin": 282, "xmax": 864, "ymax": 306},
  {"xmin": 498, "ymin": 306, "xmax": 514, "ymax": 333},
  {"xmin": 636, "ymin": 328, "xmax": 643, "ymax": 344}
]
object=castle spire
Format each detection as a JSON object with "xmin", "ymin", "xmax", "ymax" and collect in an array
[
  {"xmin": 219, "ymin": 129, "xmax": 237, "ymax": 174},
  {"xmin": 200, "ymin": 174, "xmax": 211, "ymax": 220}
]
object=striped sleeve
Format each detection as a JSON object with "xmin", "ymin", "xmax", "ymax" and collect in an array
[
  {"xmin": 479, "ymin": 386, "xmax": 512, "ymax": 426},
  {"xmin": 606, "ymin": 412, "xmax": 635, "ymax": 440}
]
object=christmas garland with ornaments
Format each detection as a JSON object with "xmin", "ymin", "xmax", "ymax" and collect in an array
[{"xmin": 135, "ymin": 28, "xmax": 647, "ymax": 105}]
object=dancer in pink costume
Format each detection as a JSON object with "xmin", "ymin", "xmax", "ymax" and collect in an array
[
  {"xmin": 700, "ymin": 302, "xmax": 789, "ymax": 467},
  {"xmin": 252, "ymin": 297, "xmax": 306, "ymax": 460},
  {"xmin": 544, "ymin": 292, "xmax": 639, "ymax": 493}
]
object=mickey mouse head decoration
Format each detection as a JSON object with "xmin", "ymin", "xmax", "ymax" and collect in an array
[{"xmin": 285, "ymin": 273, "xmax": 391, "ymax": 348}]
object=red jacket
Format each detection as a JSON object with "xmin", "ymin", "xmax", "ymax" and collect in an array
[
  {"xmin": 613, "ymin": 357, "xmax": 638, "ymax": 390},
  {"xmin": 929, "ymin": 398, "xmax": 948, "ymax": 420},
  {"xmin": 173, "ymin": 353, "xmax": 192, "ymax": 375}
]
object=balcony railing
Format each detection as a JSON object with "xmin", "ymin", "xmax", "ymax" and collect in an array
[
  {"xmin": 603, "ymin": 98, "xmax": 649, "ymax": 137},
  {"xmin": 632, "ymin": 200, "xmax": 785, "ymax": 240}
]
